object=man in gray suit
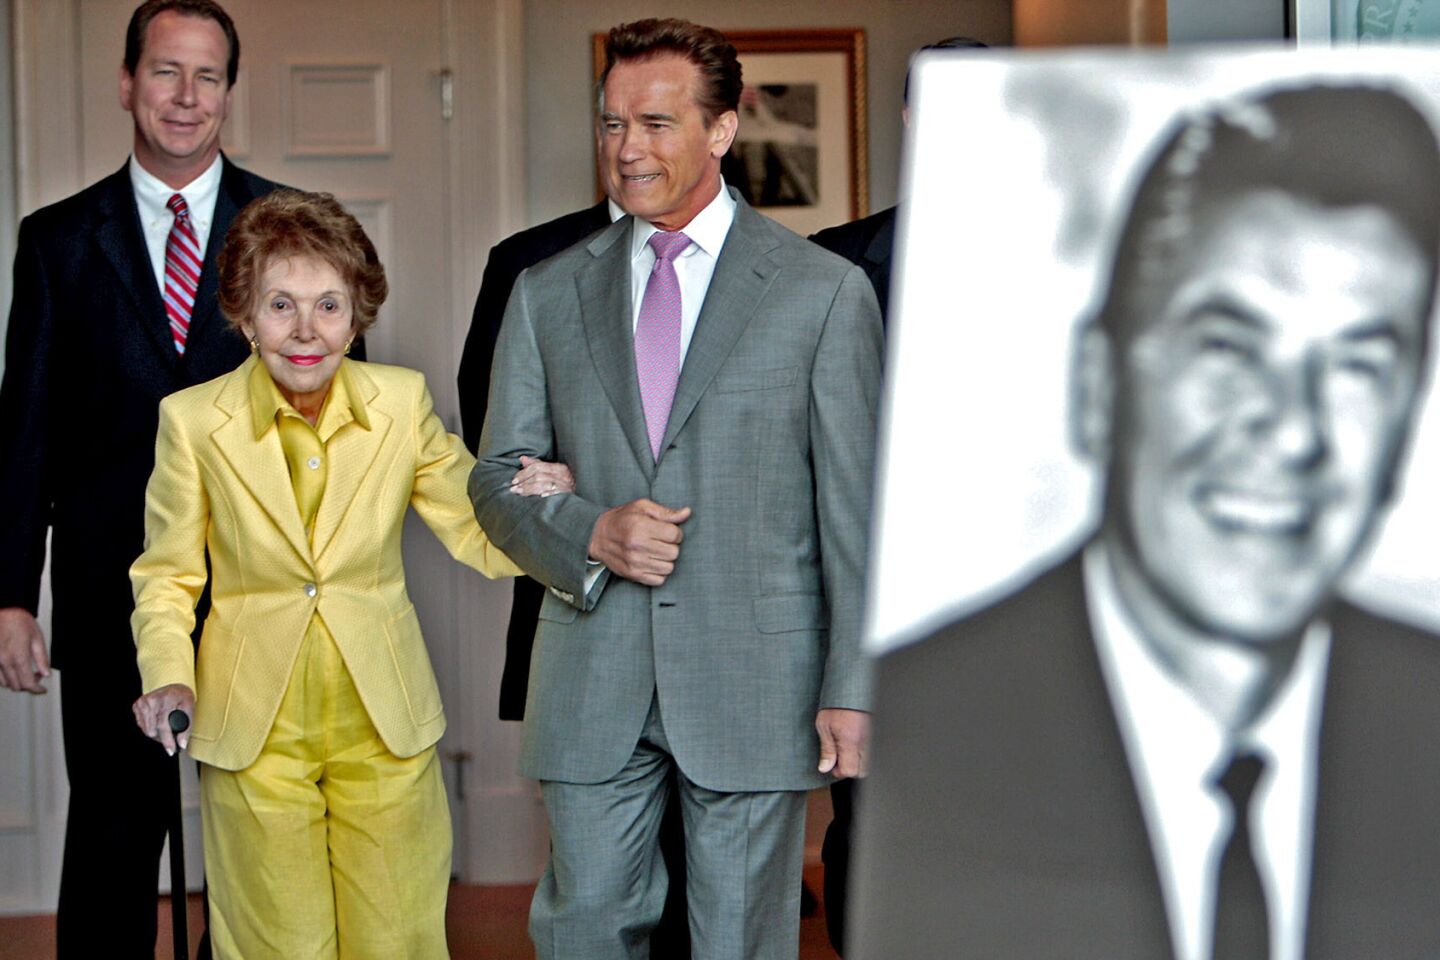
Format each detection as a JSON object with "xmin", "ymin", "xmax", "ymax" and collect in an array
[{"xmin": 471, "ymin": 17, "xmax": 882, "ymax": 959}]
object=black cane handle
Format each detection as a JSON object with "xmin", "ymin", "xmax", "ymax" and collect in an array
[{"xmin": 168, "ymin": 709, "xmax": 190, "ymax": 735}]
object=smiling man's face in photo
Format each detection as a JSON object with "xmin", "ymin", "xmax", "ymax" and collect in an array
[{"xmin": 1106, "ymin": 190, "xmax": 1430, "ymax": 643}]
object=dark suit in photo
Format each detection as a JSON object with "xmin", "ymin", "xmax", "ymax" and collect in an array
[
  {"xmin": 851, "ymin": 553, "xmax": 1440, "ymax": 959},
  {"xmin": 0, "ymin": 157, "xmax": 279, "ymax": 954}
]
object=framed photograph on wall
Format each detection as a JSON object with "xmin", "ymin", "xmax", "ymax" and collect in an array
[{"xmin": 592, "ymin": 28, "xmax": 868, "ymax": 235}]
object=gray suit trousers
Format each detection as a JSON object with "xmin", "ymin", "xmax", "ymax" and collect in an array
[{"xmin": 530, "ymin": 693, "xmax": 807, "ymax": 960}]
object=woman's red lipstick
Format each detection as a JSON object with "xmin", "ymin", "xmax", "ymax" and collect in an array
[{"xmin": 286, "ymin": 355, "xmax": 324, "ymax": 366}]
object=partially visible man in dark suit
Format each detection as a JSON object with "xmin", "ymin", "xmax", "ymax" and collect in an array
[
  {"xmin": 807, "ymin": 35, "xmax": 985, "ymax": 956},
  {"xmin": 810, "ymin": 36, "xmax": 987, "ymax": 331},
  {"xmin": 0, "ymin": 2, "xmax": 281, "ymax": 955},
  {"xmin": 459, "ymin": 200, "xmax": 615, "ymax": 717},
  {"xmin": 852, "ymin": 81, "xmax": 1440, "ymax": 960}
]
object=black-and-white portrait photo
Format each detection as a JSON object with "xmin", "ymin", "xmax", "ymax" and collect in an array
[{"xmin": 852, "ymin": 48, "xmax": 1440, "ymax": 960}]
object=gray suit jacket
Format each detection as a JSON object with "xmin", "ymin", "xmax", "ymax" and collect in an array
[{"xmin": 471, "ymin": 191, "xmax": 882, "ymax": 792}]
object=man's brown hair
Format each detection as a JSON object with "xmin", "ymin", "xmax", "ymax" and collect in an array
[
  {"xmin": 124, "ymin": 0, "xmax": 240, "ymax": 86},
  {"xmin": 601, "ymin": 18, "xmax": 742, "ymax": 123}
]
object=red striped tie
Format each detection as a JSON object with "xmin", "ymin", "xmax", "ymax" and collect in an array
[{"xmin": 164, "ymin": 193, "xmax": 201, "ymax": 354}]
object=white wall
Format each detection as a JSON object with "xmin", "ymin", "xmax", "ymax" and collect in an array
[{"xmin": 522, "ymin": 0, "xmax": 1011, "ymax": 225}]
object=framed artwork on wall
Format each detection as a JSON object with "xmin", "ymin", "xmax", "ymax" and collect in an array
[{"xmin": 592, "ymin": 28, "xmax": 868, "ymax": 235}]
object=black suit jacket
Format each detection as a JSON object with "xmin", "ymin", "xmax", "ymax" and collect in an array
[
  {"xmin": 0, "ymin": 157, "xmax": 280, "ymax": 672},
  {"xmin": 457, "ymin": 200, "xmax": 611, "ymax": 720},
  {"xmin": 852, "ymin": 552, "xmax": 1440, "ymax": 959},
  {"xmin": 809, "ymin": 205, "xmax": 896, "ymax": 326}
]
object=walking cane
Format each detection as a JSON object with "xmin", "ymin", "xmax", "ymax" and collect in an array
[{"xmin": 168, "ymin": 709, "xmax": 191, "ymax": 960}]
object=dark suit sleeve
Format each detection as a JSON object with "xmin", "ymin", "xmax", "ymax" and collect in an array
[
  {"xmin": 458, "ymin": 242, "xmax": 519, "ymax": 454},
  {"xmin": 0, "ymin": 217, "xmax": 55, "ymax": 613}
]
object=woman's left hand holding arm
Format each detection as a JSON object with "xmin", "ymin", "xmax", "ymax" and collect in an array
[
  {"xmin": 132, "ymin": 684, "xmax": 195, "ymax": 756},
  {"xmin": 510, "ymin": 455, "xmax": 575, "ymax": 498}
]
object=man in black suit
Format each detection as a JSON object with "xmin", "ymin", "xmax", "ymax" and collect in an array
[
  {"xmin": 806, "ymin": 36, "xmax": 986, "ymax": 955},
  {"xmin": 810, "ymin": 36, "xmax": 987, "ymax": 332},
  {"xmin": 0, "ymin": 2, "xmax": 280, "ymax": 955},
  {"xmin": 459, "ymin": 201, "xmax": 614, "ymax": 716},
  {"xmin": 851, "ymin": 81, "xmax": 1440, "ymax": 960}
]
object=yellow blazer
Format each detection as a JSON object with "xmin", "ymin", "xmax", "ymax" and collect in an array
[{"xmin": 132, "ymin": 356, "xmax": 519, "ymax": 771}]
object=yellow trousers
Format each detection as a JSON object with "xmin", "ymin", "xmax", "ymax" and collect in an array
[{"xmin": 200, "ymin": 618, "xmax": 451, "ymax": 959}]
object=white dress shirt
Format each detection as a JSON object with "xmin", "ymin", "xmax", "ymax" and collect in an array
[
  {"xmin": 1084, "ymin": 543, "xmax": 1330, "ymax": 960},
  {"xmin": 626, "ymin": 178, "xmax": 736, "ymax": 365},
  {"xmin": 128, "ymin": 153, "xmax": 224, "ymax": 297}
]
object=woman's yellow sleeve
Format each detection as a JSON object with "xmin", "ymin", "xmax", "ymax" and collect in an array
[
  {"xmin": 409, "ymin": 377, "xmax": 524, "ymax": 579},
  {"xmin": 130, "ymin": 394, "xmax": 209, "ymax": 693}
]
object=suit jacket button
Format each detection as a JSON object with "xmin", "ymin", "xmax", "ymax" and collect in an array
[{"xmin": 303, "ymin": 582, "xmax": 317, "ymax": 598}]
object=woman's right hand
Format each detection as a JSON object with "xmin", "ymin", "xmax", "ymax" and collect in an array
[
  {"xmin": 132, "ymin": 683, "xmax": 195, "ymax": 756},
  {"xmin": 510, "ymin": 456, "xmax": 576, "ymax": 498}
]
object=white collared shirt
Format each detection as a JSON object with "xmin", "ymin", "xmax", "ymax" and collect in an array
[
  {"xmin": 1085, "ymin": 543, "xmax": 1329, "ymax": 960},
  {"xmin": 626, "ymin": 178, "xmax": 736, "ymax": 366},
  {"xmin": 128, "ymin": 153, "xmax": 224, "ymax": 297}
]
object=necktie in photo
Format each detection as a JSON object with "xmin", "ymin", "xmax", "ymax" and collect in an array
[
  {"xmin": 1213, "ymin": 752, "xmax": 1270, "ymax": 960},
  {"xmin": 164, "ymin": 193, "xmax": 201, "ymax": 354},
  {"xmin": 634, "ymin": 231, "xmax": 692, "ymax": 460}
]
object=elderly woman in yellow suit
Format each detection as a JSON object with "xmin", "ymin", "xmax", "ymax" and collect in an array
[{"xmin": 129, "ymin": 190, "xmax": 569, "ymax": 959}]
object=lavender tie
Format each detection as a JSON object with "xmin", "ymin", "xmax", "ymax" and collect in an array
[{"xmin": 635, "ymin": 231, "xmax": 692, "ymax": 460}]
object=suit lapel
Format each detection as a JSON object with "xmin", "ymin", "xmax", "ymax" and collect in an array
[
  {"xmin": 658, "ymin": 199, "xmax": 779, "ymax": 458},
  {"xmin": 864, "ymin": 209, "xmax": 895, "ymax": 272},
  {"xmin": 209, "ymin": 360, "xmax": 312, "ymax": 563},
  {"xmin": 93, "ymin": 166, "xmax": 178, "ymax": 368},
  {"xmin": 1056, "ymin": 559, "xmax": 1174, "ymax": 956},
  {"xmin": 578, "ymin": 222, "xmax": 655, "ymax": 475},
  {"xmin": 312, "ymin": 364, "xmax": 392, "ymax": 562},
  {"xmin": 865, "ymin": 210, "xmax": 895, "ymax": 279},
  {"xmin": 182, "ymin": 156, "xmax": 246, "ymax": 362}
]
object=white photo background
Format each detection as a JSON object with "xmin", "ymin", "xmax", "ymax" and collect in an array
[{"xmin": 866, "ymin": 47, "xmax": 1440, "ymax": 653}]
